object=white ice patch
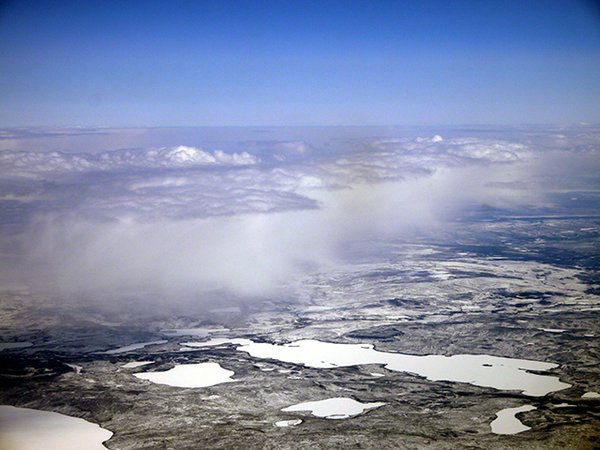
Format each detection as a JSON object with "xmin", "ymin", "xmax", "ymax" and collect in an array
[
  {"xmin": 234, "ymin": 339, "xmax": 570, "ymax": 397},
  {"xmin": 0, "ymin": 405, "xmax": 113, "ymax": 450},
  {"xmin": 122, "ymin": 361, "xmax": 154, "ymax": 369},
  {"xmin": 100, "ymin": 340, "xmax": 167, "ymax": 354},
  {"xmin": 274, "ymin": 419, "xmax": 302, "ymax": 427},
  {"xmin": 134, "ymin": 362, "xmax": 235, "ymax": 388},
  {"xmin": 490, "ymin": 405, "xmax": 536, "ymax": 435},
  {"xmin": 581, "ymin": 391, "xmax": 600, "ymax": 399},
  {"xmin": 282, "ymin": 398, "xmax": 385, "ymax": 419},
  {"xmin": 66, "ymin": 363, "xmax": 82, "ymax": 374},
  {"xmin": 302, "ymin": 306, "xmax": 334, "ymax": 313}
]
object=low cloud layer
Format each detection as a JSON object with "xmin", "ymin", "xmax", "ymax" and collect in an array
[
  {"xmin": 0, "ymin": 128, "xmax": 596, "ymax": 299},
  {"xmin": 0, "ymin": 145, "xmax": 257, "ymax": 178}
]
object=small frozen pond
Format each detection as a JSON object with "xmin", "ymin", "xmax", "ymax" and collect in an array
[
  {"xmin": 185, "ymin": 338, "xmax": 570, "ymax": 397},
  {"xmin": 581, "ymin": 391, "xmax": 600, "ymax": 399},
  {"xmin": 122, "ymin": 361, "xmax": 154, "ymax": 369},
  {"xmin": 490, "ymin": 405, "xmax": 536, "ymax": 435},
  {"xmin": 101, "ymin": 340, "xmax": 167, "ymax": 354},
  {"xmin": 0, "ymin": 405, "xmax": 112, "ymax": 449},
  {"xmin": 274, "ymin": 419, "xmax": 302, "ymax": 427},
  {"xmin": 66, "ymin": 363, "xmax": 82, "ymax": 374},
  {"xmin": 134, "ymin": 362, "xmax": 235, "ymax": 388},
  {"xmin": 0, "ymin": 342, "xmax": 32, "ymax": 351},
  {"xmin": 282, "ymin": 398, "xmax": 385, "ymax": 419}
]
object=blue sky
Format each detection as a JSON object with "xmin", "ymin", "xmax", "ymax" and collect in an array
[{"xmin": 0, "ymin": 0, "xmax": 599, "ymax": 126}]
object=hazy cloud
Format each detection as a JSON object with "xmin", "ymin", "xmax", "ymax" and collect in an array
[{"xmin": 2, "ymin": 129, "xmax": 594, "ymax": 300}]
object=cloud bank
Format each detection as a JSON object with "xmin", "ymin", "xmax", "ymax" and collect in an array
[
  {"xmin": 0, "ymin": 145, "xmax": 257, "ymax": 178},
  {"xmin": 1, "ymin": 128, "xmax": 594, "ymax": 301}
]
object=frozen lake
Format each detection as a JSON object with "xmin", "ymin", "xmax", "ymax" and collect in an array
[
  {"xmin": 0, "ymin": 405, "xmax": 112, "ymax": 449},
  {"xmin": 282, "ymin": 398, "xmax": 386, "ymax": 419},
  {"xmin": 490, "ymin": 405, "xmax": 536, "ymax": 435},
  {"xmin": 122, "ymin": 361, "xmax": 154, "ymax": 369},
  {"xmin": 539, "ymin": 328, "xmax": 566, "ymax": 334},
  {"xmin": 134, "ymin": 362, "xmax": 235, "ymax": 388},
  {"xmin": 274, "ymin": 419, "xmax": 302, "ymax": 427},
  {"xmin": 66, "ymin": 363, "xmax": 82, "ymax": 374},
  {"xmin": 581, "ymin": 392, "xmax": 600, "ymax": 399},
  {"xmin": 185, "ymin": 338, "xmax": 570, "ymax": 397}
]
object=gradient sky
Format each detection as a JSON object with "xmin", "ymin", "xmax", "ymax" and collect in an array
[{"xmin": 0, "ymin": 0, "xmax": 599, "ymax": 126}]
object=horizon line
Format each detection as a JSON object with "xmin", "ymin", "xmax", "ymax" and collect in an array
[{"xmin": 1, "ymin": 122, "xmax": 598, "ymax": 130}]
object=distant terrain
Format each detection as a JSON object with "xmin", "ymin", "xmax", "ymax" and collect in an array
[{"xmin": 0, "ymin": 126, "xmax": 598, "ymax": 448}]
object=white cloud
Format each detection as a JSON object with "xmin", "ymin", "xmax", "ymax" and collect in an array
[
  {"xmin": 3, "ymin": 129, "xmax": 590, "ymax": 300},
  {"xmin": 0, "ymin": 145, "xmax": 258, "ymax": 178}
]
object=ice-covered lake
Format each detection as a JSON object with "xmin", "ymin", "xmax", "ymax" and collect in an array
[
  {"xmin": 185, "ymin": 338, "xmax": 570, "ymax": 397},
  {"xmin": 490, "ymin": 405, "xmax": 536, "ymax": 435},
  {"xmin": 134, "ymin": 362, "xmax": 235, "ymax": 388},
  {"xmin": 282, "ymin": 398, "xmax": 385, "ymax": 419},
  {"xmin": 122, "ymin": 361, "xmax": 154, "ymax": 369},
  {"xmin": 274, "ymin": 419, "xmax": 302, "ymax": 427},
  {"xmin": 581, "ymin": 392, "xmax": 600, "ymax": 399},
  {"xmin": 0, "ymin": 405, "xmax": 112, "ymax": 449}
]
